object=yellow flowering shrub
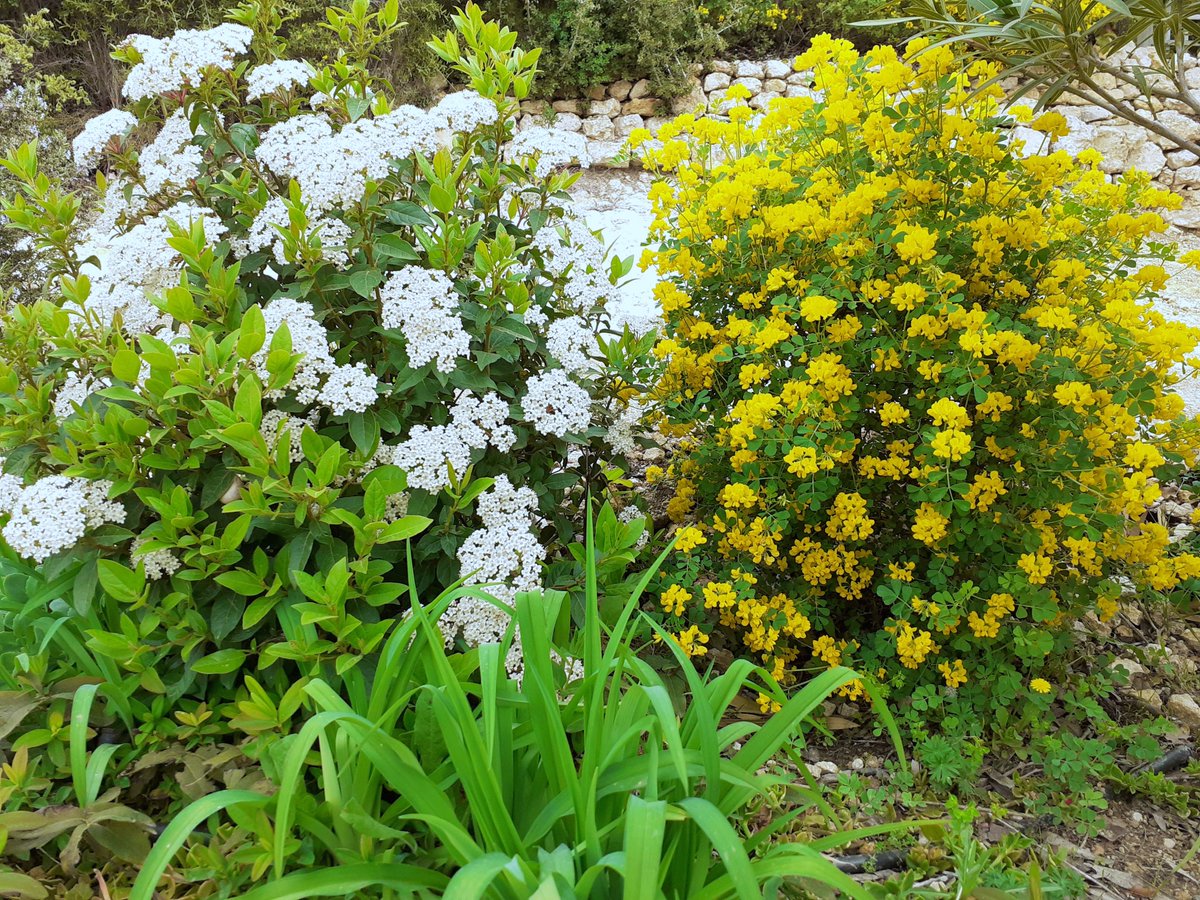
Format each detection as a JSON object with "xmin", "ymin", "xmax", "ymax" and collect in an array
[{"xmin": 638, "ymin": 35, "xmax": 1200, "ymax": 719}]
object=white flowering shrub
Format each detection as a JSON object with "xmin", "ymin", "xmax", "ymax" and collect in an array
[{"xmin": 0, "ymin": 2, "xmax": 652, "ymax": 695}]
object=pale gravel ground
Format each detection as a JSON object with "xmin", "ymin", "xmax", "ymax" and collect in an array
[{"xmin": 572, "ymin": 169, "xmax": 1200, "ymax": 417}]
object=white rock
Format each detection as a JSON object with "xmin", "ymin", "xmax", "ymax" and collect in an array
[
  {"xmin": 552, "ymin": 112, "xmax": 583, "ymax": 133},
  {"xmin": 670, "ymin": 80, "xmax": 707, "ymax": 115},
  {"xmin": 763, "ymin": 78, "xmax": 786, "ymax": 94},
  {"xmin": 764, "ymin": 59, "xmax": 792, "ymax": 79},
  {"xmin": 644, "ymin": 116, "xmax": 671, "ymax": 136},
  {"xmin": 1130, "ymin": 141, "xmax": 1167, "ymax": 177},
  {"xmin": 708, "ymin": 60, "xmax": 733, "ymax": 75},
  {"xmin": 703, "ymin": 72, "xmax": 731, "ymax": 93},
  {"xmin": 785, "ymin": 84, "xmax": 820, "ymax": 101},
  {"xmin": 1146, "ymin": 109, "xmax": 1200, "ymax": 146},
  {"xmin": 735, "ymin": 59, "xmax": 765, "ymax": 78},
  {"xmin": 629, "ymin": 78, "xmax": 653, "ymax": 100},
  {"xmin": 1053, "ymin": 119, "xmax": 1099, "ymax": 158},
  {"xmin": 815, "ymin": 761, "xmax": 839, "ymax": 775},
  {"xmin": 581, "ymin": 115, "xmax": 615, "ymax": 140},
  {"xmin": 613, "ymin": 114, "xmax": 644, "ymax": 137},
  {"xmin": 589, "ymin": 98, "xmax": 621, "ymax": 118},
  {"xmin": 552, "ymin": 99, "xmax": 582, "ymax": 114},
  {"xmin": 786, "ymin": 71, "xmax": 810, "ymax": 85},
  {"xmin": 609, "ymin": 80, "xmax": 633, "ymax": 101},
  {"xmin": 1071, "ymin": 105, "xmax": 1114, "ymax": 124},
  {"xmin": 732, "ymin": 76, "xmax": 763, "ymax": 94},
  {"xmin": 1111, "ymin": 657, "xmax": 1147, "ymax": 680},
  {"xmin": 520, "ymin": 99, "xmax": 548, "ymax": 115},
  {"xmin": 588, "ymin": 141, "xmax": 628, "ymax": 168},
  {"xmin": 1167, "ymin": 693, "xmax": 1200, "ymax": 729},
  {"xmin": 750, "ymin": 91, "xmax": 781, "ymax": 111},
  {"xmin": 1093, "ymin": 125, "xmax": 1147, "ymax": 173}
]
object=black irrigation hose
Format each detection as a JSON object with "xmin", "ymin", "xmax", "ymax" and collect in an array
[
  {"xmin": 830, "ymin": 848, "xmax": 909, "ymax": 875},
  {"xmin": 1143, "ymin": 744, "xmax": 1194, "ymax": 775}
]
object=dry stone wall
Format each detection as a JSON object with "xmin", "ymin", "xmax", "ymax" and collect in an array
[{"xmin": 504, "ymin": 56, "xmax": 1200, "ymax": 230}]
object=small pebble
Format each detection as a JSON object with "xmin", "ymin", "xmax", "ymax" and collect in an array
[
  {"xmin": 850, "ymin": 757, "xmax": 864, "ymax": 770},
  {"xmin": 1131, "ymin": 811, "xmax": 1144, "ymax": 823},
  {"xmin": 815, "ymin": 761, "xmax": 839, "ymax": 775}
]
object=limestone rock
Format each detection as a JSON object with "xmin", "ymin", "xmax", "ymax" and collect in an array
[
  {"xmin": 1167, "ymin": 693, "xmax": 1200, "ymax": 729},
  {"xmin": 763, "ymin": 78, "xmax": 786, "ymax": 94},
  {"xmin": 750, "ymin": 91, "xmax": 781, "ymax": 111},
  {"xmin": 588, "ymin": 141, "xmax": 628, "ymax": 168},
  {"xmin": 1053, "ymin": 119, "xmax": 1099, "ymax": 158},
  {"xmin": 703, "ymin": 72, "xmax": 732, "ymax": 93},
  {"xmin": 613, "ymin": 113, "xmax": 644, "ymax": 137},
  {"xmin": 764, "ymin": 59, "xmax": 792, "ymax": 79},
  {"xmin": 609, "ymin": 80, "xmax": 633, "ymax": 101},
  {"xmin": 1130, "ymin": 140, "xmax": 1167, "ymax": 177},
  {"xmin": 735, "ymin": 59, "xmax": 765, "ymax": 78},
  {"xmin": 670, "ymin": 79, "xmax": 707, "ymax": 115},
  {"xmin": 1130, "ymin": 688, "xmax": 1163, "ymax": 713},
  {"xmin": 552, "ymin": 99, "xmax": 582, "ymax": 115},
  {"xmin": 708, "ymin": 60, "xmax": 733, "ymax": 75},
  {"xmin": 589, "ymin": 97, "xmax": 621, "ymax": 118},
  {"xmin": 644, "ymin": 115, "xmax": 672, "ymax": 136},
  {"xmin": 586, "ymin": 85, "xmax": 608, "ymax": 101},
  {"xmin": 520, "ymin": 100, "xmax": 548, "ymax": 115},
  {"xmin": 552, "ymin": 112, "xmax": 583, "ymax": 133},
  {"xmin": 581, "ymin": 115, "xmax": 615, "ymax": 140},
  {"xmin": 1111, "ymin": 657, "xmax": 1148, "ymax": 682},
  {"xmin": 629, "ymin": 78, "xmax": 653, "ymax": 100},
  {"xmin": 623, "ymin": 98, "xmax": 659, "ymax": 117},
  {"xmin": 732, "ymin": 76, "xmax": 763, "ymax": 95},
  {"xmin": 1146, "ymin": 109, "xmax": 1200, "ymax": 146},
  {"xmin": 785, "ymin": 84, "xmax": 820, "ymax": 101},
  {"xmin": 1093, "ymin": 124, "xmax": 1147, "ymax": 173}
]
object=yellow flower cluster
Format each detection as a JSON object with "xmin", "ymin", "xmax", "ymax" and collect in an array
[{"xmin": 645, "ymin": 34, "xmax": 1200, "ymax": 708}]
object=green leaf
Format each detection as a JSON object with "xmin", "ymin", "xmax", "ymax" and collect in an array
[
  {"xmin": 111, "ymin": 349, "xmax": 141, "ymax": 383},
  {"xmin": 191, "ymin": 649, "xmax": 247, "ymax": 675},
  {"xmin": 97, "ymin": 560, "xmax": 145, "ymax": 605},
  {"xmin": 349, "ymin": 268, "xmax": 384, "ymax": 298},
  {"xmin": 236, "ymin": 304, "xmax": 265, "ymax": 357}
]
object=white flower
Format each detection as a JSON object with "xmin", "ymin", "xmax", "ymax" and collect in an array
[
  {"xmin": 451, "ymin": 391, "xmax": 516, "ymax": 452},
  {"xmin": 431, "ymin": 90, "xmax": 499, "ymax": 134},
  {"xmin": 139, "ymin": 110, "xmax": 202, "ymax": 196},
  {"xmin": 318, "ymin": 362, "xmax": 378, "ymax": 415},
  {"xmin": 521, "ymin": 370, "xmax": 593, "ymax": 437},
  {"xmin": 545, "ymin": 315, "xmax": 594, "ymax": 374},
  {"xmin": 260, "ymin": 409, "xmax": 313, "ymax": 462},
  {"xmin": 444, "ymin": 475, "xmax": 548, "ymax": 680},
  {"xmin": 246, "ymin": 59, "xmax": 314, "ymax": 100},
  {"xmin": 0, "ymin": 460, "xmax": 22, "ymax": 514},
  {"xmin": 253, "ymin": 297, "xmax": 335, "ymax": 403},
  {"xmin": 618, "ymin": 504, "xmax": 650, "ymax": 550},
  {"xmin": 605, "ymin": 398, "xmax": 645, "ymax": 455},
  {"xmin": 53, "ymin": 372, "xmax": 109, "ymax": 420},
  {"xmin": 72, "ymin": 109, "xmax": 137, "ymax": 170},
  {"xmin": 131, "ymin": 535, "xmax": 181, "ymax": 580},
  {"xmin": 255, "ymin": 108, "xmax": 439, "ymax": 212},
  {"xmin": 315, "ymin": 218, "xmax": 353, "ymax": 268},
  {"xmin": 505, "ymin": 127, "xmax": 589, "ymax": 177},
  {"xmin": 80, "ymin": 201, "xmax": 225, "ymax": 335},
  {"xmin": 236, "ymin": 196, "xmax": 291, "ymax": 264},
  {"xmin": 379, "ymin": 266, "xmax": 470, "ymax": 373},
  {"xmin": 532, "ymin": 211, "xmax": 611, "ymax": 312},
  {"xmin": 121, "ymin": 24, "xmax": 253, "ymax": 101},
  {"xmin": 1, "ymin": 475, "xmax": 125, "ymax": 563},
  {"xmin": 391, "ymin": 424, "xmax": 472, "ymax": 492}
]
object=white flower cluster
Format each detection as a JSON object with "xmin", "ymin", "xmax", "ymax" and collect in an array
[
  {"xmin": 531, "ymin": 212, "xmax": 611, "ymax": 312},
  {"xmin": 0, "ymin": 475, "xmax": 125, "ymax": 563},
  {"xmin": 521, "ymin": 370, "xmax": 593, "ymax": 438},
  {"xmin": 431, "ymin": 90, "xmax": 498, "ymax": 134},
  {"xmin": 505, "ymin": 127, "xmax": 589, "ymax": 178},
  {"xmin": 605, "ymin": 398, "xmax": 645, "ymax": 456},
  {"xmin": 131, "ymin": 534, "xmax": 181, "ymax": 580},
  {"xmin": 379, "ymin": 266, "xmax": 471, "ymax": 373},
  {"xmin": 442, "ymin": 475, "xmax": 547, "ymax": 678},
  {"xmin": 618, "ymin": 504, "xmax": 650, "ymax": 550},
  {"xmin": 0, "ymin": 461, "xmax": 22, "ymax": 514},
  {"xmin": 82, "ymin": 201, "xmax": 227, "ymax": 335},
  {"xmin": 255, "ymin": 107, "xmax": 441, "ymax": 212},
  {"xmin": 318, "ymin": 362, "xmax": 378, "ymax": 415},
  {"xmin": 391, "ymin": 390, "xmax": 515, "ymax": 492},
  {"xmin": 232, "ymin": 198, "xmax": 353, "ymax": 269},
  {"xmin": 260, "ymin": 409, "xmax": 318, "ymax": 462},
  {"xmin": 246, "ymin": 59, "xmax": 314, "ymax": 101},
  {"xmin": 72, "ymin": 109, "xmax": 137, "ymax": 170},
  {"xmin": 139, "ymin": 111, "xmax": 203, "ymax": 196},
  {"xmin": 545, "ymin": 315, "xmax": 594, "ymax": 374},
  {"xmin": 251, "ymin": 297, "xmax": 377, "ymax": 414},
  {"xmin": 121, "ymin": 24, "xmax": 253, "ymax": 101},
  {"xmin": 53, "ymin": 372, "xmax": 110, "ymax": 420}
]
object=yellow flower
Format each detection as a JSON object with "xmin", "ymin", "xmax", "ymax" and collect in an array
[
  {"xmin": 930, "ymin": 428, "xmax": 971, "ymax": 461},
  {"xmin": 1030, "ymin": 678, "xmax": 1052, "ymax": 694},
  {"xmin": 645, "ymin": 465, "xmax": 665, "ymax": 483},
  {"xmin": 938, "ymin": 659, "xmax": 968, "ymax": 688},
  {"xmin": 800, "ymin": 294, "xmax": 839, "ymax": 322},
  {"xmin": 673, "ymin": 625, "xmax": 709, "ymax": 657},
  {"xmin": 895, "ymin": 224, "xmax": 937, "ymax": 264},
  {"xmin": 879, "ymin": 402, "xmax": 910, "ymax": 425},
  {"xmin": 660, "ymin": 584, "xmax": 692, "ymax": 616},
  {"xmin": 718, "ymin": 483, "xmax": 758, "ymax": 510},
  {"xmin": 674, "ymin": 526, "xmax": 707, "ymax": 553}
]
